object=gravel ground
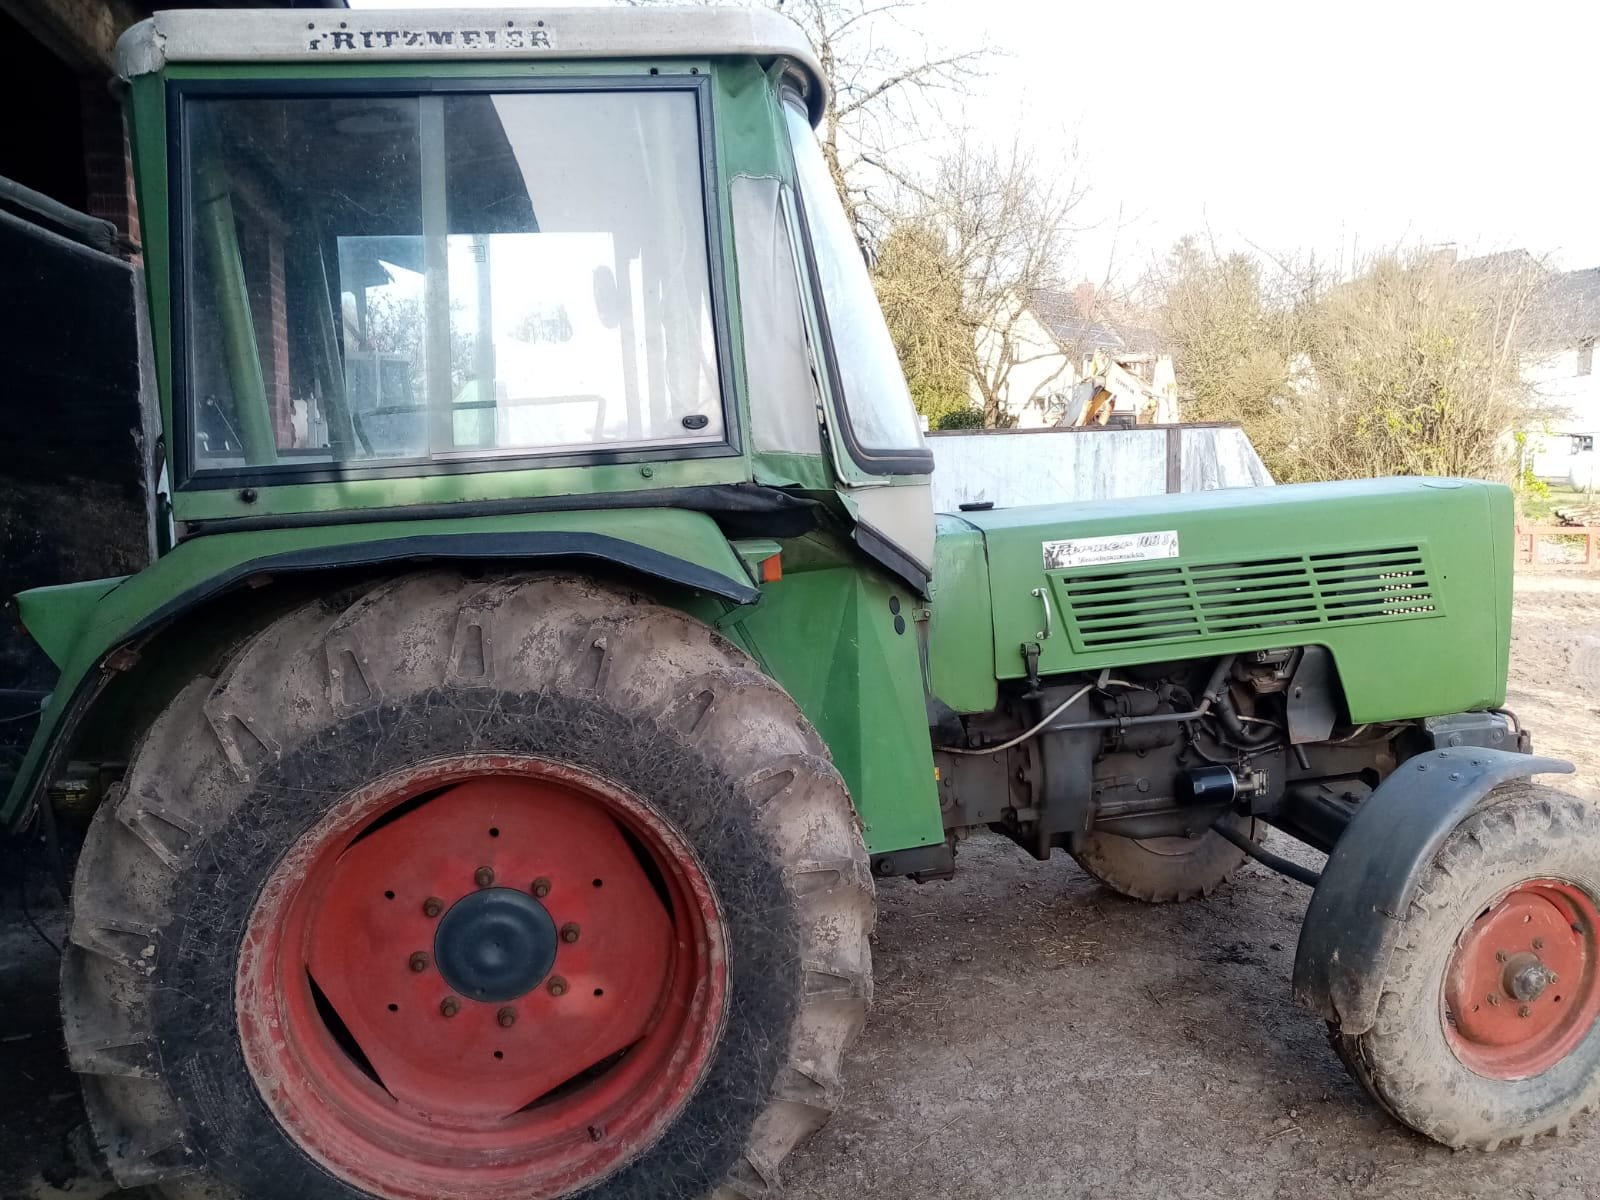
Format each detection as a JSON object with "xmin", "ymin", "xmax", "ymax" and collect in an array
[{"xmin": 4, "ymin": 572, "xmax": 1599, "ymax": 1200}]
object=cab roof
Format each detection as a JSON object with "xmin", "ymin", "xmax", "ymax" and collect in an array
[{"xmin": 116, "ymin": 6, "xmax": 827, "ymax": 117}]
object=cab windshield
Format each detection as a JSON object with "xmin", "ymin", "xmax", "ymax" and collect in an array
[
  {"xmin": 180, "ymin": 85, "xmax": 725, "ymax": 482},
  {"xmin": 781, "ymin": 94, "xmax": 927, "ymax": 471}
]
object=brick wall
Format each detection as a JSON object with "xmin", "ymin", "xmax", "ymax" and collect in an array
[{"xmin": 78, "ymin": 76, "xmax": 137, "ymax": 246}]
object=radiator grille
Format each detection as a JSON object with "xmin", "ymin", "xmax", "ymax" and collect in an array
[{"xmin": 1056, "ymin": 546, "xmax": 1439, "ymax": 651}]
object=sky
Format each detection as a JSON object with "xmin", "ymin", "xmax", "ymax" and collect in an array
[
  {"xmin": 943, "ymin": 0, "xmax": 1600, "ymax": 281},
  {"xmin": 350, "ymin": 0, "xmax": 1600, "ymax": 281}
]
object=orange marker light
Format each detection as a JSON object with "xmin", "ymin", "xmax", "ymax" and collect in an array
[{"xmin": 760, "ymin": 554, "xmax": 783, "ymax": 583}]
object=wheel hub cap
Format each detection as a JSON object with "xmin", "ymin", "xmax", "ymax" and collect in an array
[
  {"xmin": 299, "ymin": 774, "xmax": 677, "ymax": 1119},
  {"xmin": 236, "ymin": 755, "xmax": 728, "ymax": 1200},
  {"xmin": 434, "ymin": 887, "xmax": 558, "ymax": 1003},
  {"xmin": 1442, "ymin": 879, "xmax": 1600, "ymax": 1079},
  {"xmin": 1504, "ymin": 953, "xmax": 1553, "ymax": 1004}
]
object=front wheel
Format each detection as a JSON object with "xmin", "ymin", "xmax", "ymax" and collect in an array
[
  {"xmin": 61, "ymin": 573, "xmax": 873, "ymax": 1199},
  {"xmin": 1071, "ymin": 812, "xmax": 1256, "ymax": 903},
  {"xmin": 1336, "ymin": 784, "xmax": 1600, "ymax": 1149}
]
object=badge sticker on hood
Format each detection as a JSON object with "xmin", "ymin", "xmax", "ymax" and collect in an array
[{"xmin": 1043, "ymin": 530, "xmax": 1180, "ymax": 569}]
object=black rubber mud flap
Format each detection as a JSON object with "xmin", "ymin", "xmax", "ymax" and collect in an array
[{"xmin": 1292, "ymin": 746, "xmax": 1573, "ymax": 1035}]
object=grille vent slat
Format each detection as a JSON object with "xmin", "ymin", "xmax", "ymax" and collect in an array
[{"xmin": 1056, "ymin": 545, "xmax": 1439, "ymax": 650}]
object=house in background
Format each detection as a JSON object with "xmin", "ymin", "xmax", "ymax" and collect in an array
[
  {"xmin": 974, "ymin": 286, "xmax": 1179, "ymax": 428},
  {"xmin": 1523, "ymin": 267, "xmax": 1600, "ymax": 488}
]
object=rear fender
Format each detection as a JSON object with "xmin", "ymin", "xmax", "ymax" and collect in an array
[
  {"xmin": 1292, "ymin": 746, "xmax": 1574, "ymax": 1034},
  {"xmin": 2, "ymin": 508, "xmax": 758, "ymax": 831}
]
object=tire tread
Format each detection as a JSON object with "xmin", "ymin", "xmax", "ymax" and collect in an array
[{"xmin": 1338, "ymin": 783, "xmax": 1600, "ymax": 1150}]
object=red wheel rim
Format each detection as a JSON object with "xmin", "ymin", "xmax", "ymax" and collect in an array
[
  {"xmin": 237, "ymin": 755, "xmax": 727, "ymax": 1200},
  {"xmin": 1442, "ymin": 878, "xmax": 1600, "ymax": 1079}
]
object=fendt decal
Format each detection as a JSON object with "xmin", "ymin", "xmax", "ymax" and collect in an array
[
  {"xmin": 307, "ymin": 27, "xmax": 554, "ymax": 52},
  {"xmin": 1042, "ymin": 530, "xmax": 1180, "ymax": 570}
]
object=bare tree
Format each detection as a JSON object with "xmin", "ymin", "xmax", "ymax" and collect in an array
[
  {"xmin": 1142, "ymin": 236, "xmax": 1307, "ymax": 471},
  {"xmin": 780, "ymin": 0, "xmax": 988, "ymax": 243},
  {"xmin": 1296, "ymin": 250, "xmax": 1555, "ymax": 482},
  {"xmin": 362, "ymin": 292, "xmax": 476, "ymax": 397},
  {"xmin": 1144, "ymin": 237, "xmax": 1557, "ymax": 484},
  {"xmin": 627, "ymin": 0, "xmax": 988, "ymax": 242},
  {"xmin": 873, "ymin": 136, "xmax": 1086, "ymax": 426},
  {"xmin": 942, "ymin": 140, "xmax": 1082, "ymax": 426}
]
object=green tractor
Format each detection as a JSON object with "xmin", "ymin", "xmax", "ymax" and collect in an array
[{"xmin": 7, "ymin": 7, "xmax": 1599, "ymax": 1196}]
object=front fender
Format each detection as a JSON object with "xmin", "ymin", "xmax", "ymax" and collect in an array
[
  {"xmin": 1292, "ymin": 746, "xmax": 1574, "ymax": 1034},
  {"xmin": 2, "ymin": 508, "xmax": 757, "ymax": 830}
]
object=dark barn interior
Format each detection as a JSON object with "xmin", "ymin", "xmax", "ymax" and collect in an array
[{"xmin": 0, "ymin": 0, "xmax": 343, "ymax": 766}]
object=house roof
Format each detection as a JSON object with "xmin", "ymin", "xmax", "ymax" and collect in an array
[
  {"xmin": 1028, "ymin": 288, "xmax": 1166, "ymax": 355},
  {"xmin": 1029, "ymin": 289, "xmax": 1125, "ymax": 352},
  {"xmin": 1453, "ymin": 248, "xmax": 1541, "ymax": 278},
  {"xmin": 1453, "ymin": 251, "xmax": 1599, "ymax": 349},
  {"xmin": 1539, "ymin": 267, "xmax": 1600, "ymax": 344}
]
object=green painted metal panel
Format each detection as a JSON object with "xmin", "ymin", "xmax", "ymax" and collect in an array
[
  {"xmin": 1, "ymin": 508, "xmax": 753, "ymax": 828},
  {"xmin": 126, "ymin": 73, "xmax": 173, "ymax": 460},
  {"xmin": 16, "ymin": 578, "xmax": 125, "ymax": 669},
  {"xmin": 1487, "ymin": 482, "xmax": 1515, "ymax": 696},
  {"xmin": 965, "ymin": 477, "xmax": 1509, "ymax": 723},
  {"xmin": 728, "ymin": 565, "xmax": 944, "ymax": 855},
  {"xmin": 925, "ymin": 515, "xmax": 996, "ymax": 713},
  {"xmin": 175, "ymin": 457, "xmax": 751, "ymax": 522}
]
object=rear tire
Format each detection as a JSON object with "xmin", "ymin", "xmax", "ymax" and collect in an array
[
  {"xmin": 1071, "ymin": 813, "xmax": 1255, "ymax": 902},
  {"xmin": 61, "ymin": 572, "xmax": 873, "ymax": 1199},
  {"xmin": 1334, "ymin": 783, "xmax": 1600, "ymax": 1149}
]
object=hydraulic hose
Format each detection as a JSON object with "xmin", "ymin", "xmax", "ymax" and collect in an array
[{"xmin": 1210, "ymin": 816, "xmax": 1322, "ymax": 888}]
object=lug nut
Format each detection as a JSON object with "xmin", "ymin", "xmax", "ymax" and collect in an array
[
  {"xmin": 497, "ymin": 1006, "xmax": 517, "ymax": 1028},
  {"xmin": 440, "ymin": 997, "xmax": 460, "ymax": 1017},
  {"xmin": 423, "ymin": 896, "xmax": 444, "ymax": 918},
  {"xmin": 474, "ymin": 866, "xmax": 495, "ymax": 888},
  {"xmin": 1519, "ymin": 1004, "xmax": 1533, "ymax": 1018},
  {"xmin": 547, "ymin": 975, "xmax": 568, "ymax": 997},
  {"xmin": 1533, "ymin": 937, "xmax": 1546, "ymax": 950},
  {"xmin": 561, "ymin": 922, "xmax": 581, "ymax": 944},
  {"xmin": 532, "ymin": 877, "xmax": 551, "ymax": 899},
  {"xmin": 1487, "ymin": 993, "xmax": 1502, "ymax": 1006},
  {"xmin": 409, "ymin": 951, "xmax": 430, "ymax": 973},
  {"xmin": 1495, "ymin": 950, "xmax": 1509, "ymax": 963}
]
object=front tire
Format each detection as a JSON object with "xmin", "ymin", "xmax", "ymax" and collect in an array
[
  {"xmin": 61, "ymin": 572, "xmax": 873, "ymax": 1198},
  {"xmin": 1336, "ymin": 784, "xmax": 1600, "ymax": 1149}
]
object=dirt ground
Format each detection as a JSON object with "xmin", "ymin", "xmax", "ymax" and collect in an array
[{"xmin": 4, "ymin": 571, "xmax": 1600, "ymax": 1200}]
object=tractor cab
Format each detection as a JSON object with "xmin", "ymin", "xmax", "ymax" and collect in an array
[{"xmin": 123, "ymin": 6, "xmax": 934, "ymax": 570}]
